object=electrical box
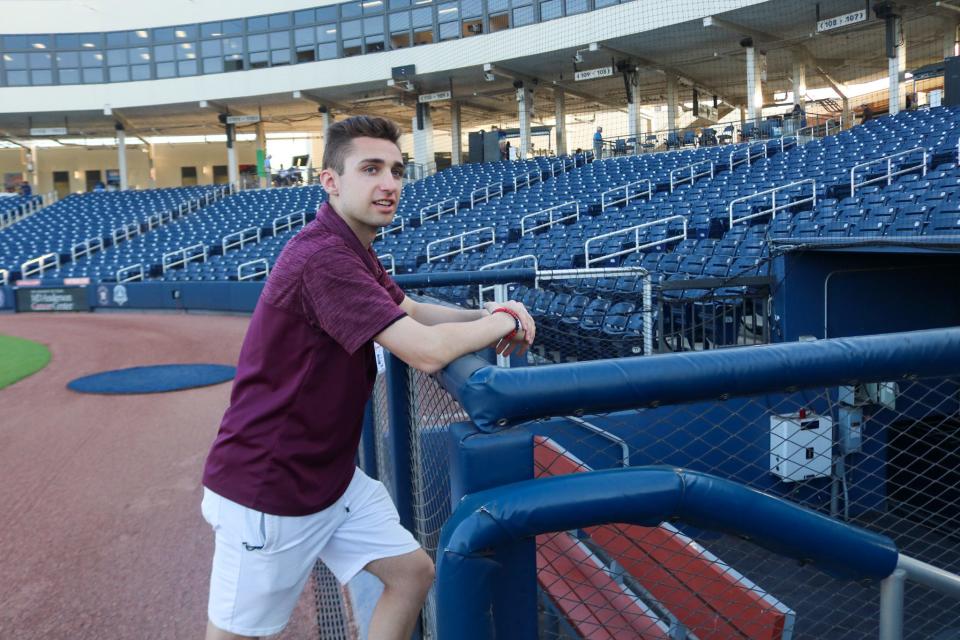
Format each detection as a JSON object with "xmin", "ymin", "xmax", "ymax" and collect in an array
[
  {"xmin": 770, "ymin": 413, "xmax": 833, "ymax": 482},
  {"xmin": 838, "ymin": 406, "xmax": 864, "ymax": 454}
]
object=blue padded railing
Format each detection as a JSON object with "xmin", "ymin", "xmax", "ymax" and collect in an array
[
  {"xmin": 436, "ymin": 467, "xmax": 899, "ymax": 640},
  {"xmin": 439, "ymin": 326, "xmax": 960, "ymax": 430}
]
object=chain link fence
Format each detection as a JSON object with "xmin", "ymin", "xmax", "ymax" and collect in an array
[{"xmin": 371, "ymin": 342, "xmax": 959, "ymax": 639}]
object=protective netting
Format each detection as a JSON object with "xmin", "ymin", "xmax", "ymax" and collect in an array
[
  {"xmin": 312, "ymin": 562, "xmax": 354, "ymax": 640},
  {"xmin": 407, "ymin": 368, "xmax": 469, "ymax": 640},
  {"xmin": 395, "ymin": 358, "xmax": 958, "ymax": 639}
]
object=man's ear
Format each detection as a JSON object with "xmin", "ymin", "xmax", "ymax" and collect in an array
[{"xmin": 319, "ymin": 168, "xmax": 339, "ymax": 196}]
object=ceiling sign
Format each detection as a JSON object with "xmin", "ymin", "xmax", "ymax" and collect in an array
[
  {"xmin": 29, "ymin": 127, "xmax": 68, "ymax": 136},
  {"xmin": 419, "ymin": 90, "xmax": 452, "ymax": 103},
  {"xmin": 817, "ymin": 9, "xmax": 867, "ymax": 33},
  {"xmin": 225, "ymin": 115, "xmax": 261, "ymax": 124},
  {"xmin": 574, "ymin": 67, "xmax": 614, "ymax": 82}
]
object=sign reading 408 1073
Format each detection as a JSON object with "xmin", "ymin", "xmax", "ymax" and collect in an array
[{"xmin": 817, "ymin": 9, "xmax": 867, "ymax": 33}]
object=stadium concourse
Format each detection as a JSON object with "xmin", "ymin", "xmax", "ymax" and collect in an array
[{"xmin": 2, "ymin": 0, "xmax": 960, "ymax": 638}]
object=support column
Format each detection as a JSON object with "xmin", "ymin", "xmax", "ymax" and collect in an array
[
  {"xmin": 627, "ymin": 71, "xmax": 643, "ymax": 145},
  {"xmin": 791, "ymin": 52, "xmax": 807, "ymax": 105},
  {"xmin": 115, "ymin": 123, "xmax": 128, "ymax": 190},
  {"xmin": 321, "ymin": 108, "xmax": 333, "ymax": 138},
  {"xmin": 554, "ymin": 88, "xmax": 567, "ymax": 156},
  {"xmin": 945, "ymin": 23, "xmax": 959, "ymax": 58},
  {"xmin": 450, "ymin": 102, "xmax": 462, "ymax": 166},
  {"xmin": 226, "ymin": 123, "xmax": 239, "ymax": 189},
  {"xmin": 888, "ymin": 15, "xmax": 906, "ymax": 115},
  {"xmin": 147, "ymin": 143, "xmax": 156, "ymax": 188},
  {"xmin": 666, "ymin": 74, "xmax": 679, "ymax": 137},
  {"xmin": 412, "ymin": 104, "xmax": 435, "ymax": 173},
  {"xmin": 20, "ymin": 145, "xmax": 37, "ymax": 188},
  {"xmin": 255, "ymin": 121, "xmax": 267, "ymax": 188},
  {"xmin": 745, "ymin": 41, "xmax": 763, "ymax": 126},
  {"xmin": 517, "ymin": 83, "xmax": 533, "ymax": 159}
]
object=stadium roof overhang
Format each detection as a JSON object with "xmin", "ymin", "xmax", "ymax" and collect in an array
[{"xmin": 0, "ymin": 0, "xmax": 952, "ymax": 142}]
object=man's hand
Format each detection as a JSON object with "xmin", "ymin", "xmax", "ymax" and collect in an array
[{"xmin": 486, "ymin": 300, "xmax": 536, "ymax": 357}]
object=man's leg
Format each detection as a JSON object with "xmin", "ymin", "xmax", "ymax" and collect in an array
[
  {"xmin": 205, "ymin": 620, "xmax": 258, "ymax": 640},
  {"xmin": 364, "ymin": 549, "xmax": 435, "ymax": 640}
]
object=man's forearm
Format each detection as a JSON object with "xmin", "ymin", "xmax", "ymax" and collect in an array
[{"xmin": 407, "ymin": 300, "xmax": 487, "ymax": 326}]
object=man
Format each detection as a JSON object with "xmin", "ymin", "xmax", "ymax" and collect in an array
[
  {"xmin": 201, "ymin": 115, "xmax": 536, "ymax": 640},
  {"xmin": 593, "ymin": 126, "xmax": 604, "ymax": 160}
]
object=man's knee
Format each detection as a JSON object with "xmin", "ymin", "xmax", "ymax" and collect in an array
[{"xmin": 372, "ymin": 549, "xmax": 435, "ymax": 596}]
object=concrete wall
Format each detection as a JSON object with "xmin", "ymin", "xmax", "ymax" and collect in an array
[{"xmin": 0, "ymin": 142, "xmax": 258, "ymax": 193}]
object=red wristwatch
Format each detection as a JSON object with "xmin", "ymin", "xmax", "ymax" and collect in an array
[{"xmin": 491, "ymin": 307, "xmax": 522, "ymax": 341}]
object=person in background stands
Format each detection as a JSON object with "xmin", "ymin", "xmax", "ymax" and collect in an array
[
  {"xmin": 593, "ymin": 126, "xmax": 604, "ymax": 160},
  {"xmin": 200, "ymin": 115, "xmax": 536, "ymax": 640}
]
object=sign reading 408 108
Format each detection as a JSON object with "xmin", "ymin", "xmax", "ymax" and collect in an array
[{"xmin": 817, "ymin": 9, "xmax": 867, "ymax": 33}]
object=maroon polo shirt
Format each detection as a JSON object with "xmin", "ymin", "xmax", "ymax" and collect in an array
[{"xmin": 202, "ymin": 203, "xmax": 406, "ymax": 516}]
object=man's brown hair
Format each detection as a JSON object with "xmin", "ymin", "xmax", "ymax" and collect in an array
[{"xmin": 322, "ymin": 115, "xmax": 402, "ymax": 174}]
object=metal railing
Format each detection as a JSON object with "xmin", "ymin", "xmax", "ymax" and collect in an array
[
  {"xmin": 376, "ymin": 217, "xmax": 405, "ymax": 240},
  {"xmin": 880, "ymin": 554, "xmax": 960, "ymax": 640},
  {"xmin": 420, "ymin": 197, "xmax": 459, "ymax": 225},
  {"xmin": 513, "ymin": 168, "xmax": 543, "ymax": 191},
  {"xmin": 378, "ymin": 253, "xmax": 396, "ymax": 275},
  {"xmin": 221, "ymin": 226, "xmax": 261, "ymax": 253},
  {"xmin": 549, "ymin": 156, "xmax": 575, "ymax": 177},
  {"xmin": 584, "ymin": 215, "xmax": 688, "ymax": 267},
  {"xmin": 477, "ymin": 254, "xmax": 539, "ymax": 302},
  {"xmin": 728, "ymin": 140, "xmax": 770, "ymax": 170},
  {"xmin": 600, "ymin": 179, "xmax": 653, "ymax": 211},
  {"xmin": 272, "ymin": 210, "xmax": 306, "ymax": 236},
  {"xmin": 850, "ymin": 147, "xmax": 927, "ymax": 195},
  {"xmin": 21, "ymin": 252, "xmax": 59, "ymax": 278},
  {"xmin": 162, "ymin": 242, "xmax": 207, "ymax": 273},
  {"xmin": 111, "ymin": 221, "xmax": 142, "ymax": 245},
  {"xmin": 729, "ymin": 179, "xmax": 818, "ymax": 227},
  {"xmin": 238, "ymin": 258, "xmax": 270, "ymax": 281},
  {"xmin": 115, "ymin": 263, "xmax": 144, "ymax": 283},
  {"xmin": 520, "ymin": 201, "xmax": 579, "ymax": 236},
  {"xmin": 797, "ymin": 116, "xmax": 842, "ymax": 144},
  {"xmin": 669, "ymin": 160, "xmax": 714, "ymax": 192},
  {"xmin": 426, "ymin": 227, "xmax": 495, "ymax": 263},
  {"xmin": 70, "ymin": 237, "xmax": 104, "ymax": 262},
  {"xmin": 470, "ymin": 183, "xmax": 504, "ymax": 208}
]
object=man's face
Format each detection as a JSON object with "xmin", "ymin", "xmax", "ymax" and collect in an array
[{"xmin": 322, "ymin": 136, "xmax": 404, "ymax": 236}]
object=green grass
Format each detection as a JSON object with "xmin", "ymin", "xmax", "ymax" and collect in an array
[{"xmin": 0, "ymin": 334, "xmax": 51, "ymax": 390}]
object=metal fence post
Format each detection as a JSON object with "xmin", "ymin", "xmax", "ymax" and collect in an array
[
  {"xmin": 385, "ymin": 352, "xmax": 415, "ymax": 532},
  {"xmin": 879, "ymin": 568, "xmax": 906, "ymax": 640},
  {"xmin": 359, "ymin": 399, "xmax": 379, "ymax": 481}
]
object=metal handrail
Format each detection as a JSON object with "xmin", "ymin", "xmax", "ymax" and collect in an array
[
  {"xmin": 850, "ymin": 147, "xmax": 927, "ymax": 195},
  {"xmin": 70, "ymin": 237, "xmax": 104, "ymax": 261},
  {"xmin": 470, "ymin": 183, "xmax": 504, "ymax": 208},
  {"xmin": 420, "ymin": 197, "xmax": 458, "ymax": 225},
  {"xmin": 376, "ymin": 217, "xmax": 405, "ymax": 240},
  {"xmin": 378, "ymin": 253, "xmax": 396, "ymax": 275},
  {"xmin": 426, "ymin": 227, "xmax": 495, "ymax": 263},
  {"xmin": 21, "ymin": 252, "xmax": 60, "ymax": 278},
  {"xmin": 513, "ymin": 168, "xmax": 542, "ymax": 191},
  {"xmin": 669, "ymin": 160, "xmax": 714, "ymax": 192},
  {"xmin": 116, "ymin": 263, "xmax": 144, "ymax": 283},
  {"xmin": 477, "ymin": 254, "xmax": 540, "ymax": 302},
  {"xmin": 238, "ymin": 258, "xmax": 270, "ymax": 281},
  {"xmin": 222, "ymin": 226, "xmax": 261, "ymax": 253},
  {"xmin": 520, "ymin": 201, "xmax": 579, "ymax": 236},
  {"xmin": 584, "ymin": 215, "xmax": 688, "ymax": 267},
  {"xmin": 112, "ymin": 221, "xmax": 141, "ymax": 245},
  {"xmin": 880, "ymin": 554, "xmax": 960, "ymax": 640},
  {"xmin": 162, "ymin": 242, "xmax": 207, "ymax": 273},
  {"xmin": 600, "ymin": 179, "xmax": 653, "ymax": 211},
  {"xmin": 728, "ymin": 140, "xmax": 769, "ymax": 171},
  {"xmin": 550, "ymin": 156, "xmax": 575, "ymax": 177},
  {"xmin": 273, "ymin": 210, "xmax": 306, "ymax": 236},
  {"xmin": 728, "ymin": 179, "xmax": 817, "ymax": 227}
]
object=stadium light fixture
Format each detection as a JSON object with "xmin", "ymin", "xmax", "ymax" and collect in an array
[{"xmin": 32, "ymin": 43, "xmax": 46, "ymax": 49}]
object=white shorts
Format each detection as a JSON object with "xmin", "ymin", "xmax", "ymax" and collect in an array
[{"xmin": 201, "ymin": 468, "xmax": 421, "ymax": 637}]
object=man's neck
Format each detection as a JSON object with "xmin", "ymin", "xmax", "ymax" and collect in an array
[{"xmin": 328, "ymin": 201, "xmax": 376, "ymax": 248}]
